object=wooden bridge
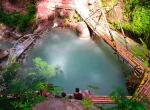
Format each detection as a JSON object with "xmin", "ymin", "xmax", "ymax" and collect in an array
[
  {"xmin": 91, "ymin": 95, "xmax": 132, "ymax": 104},
  {"xmin": 7, "ymin": 32, "xmax": 44, "ymax": 65},
  {"xmin": 74, "ymin": 0, "xmax": 150, "ymax": 100},
  {"xmin": 7, "ymin": 36, "xmax": 34, "ymax": 65},
  {"xmin": 6, "ymin": 0, "xmax": 150, "ymax": 103}
]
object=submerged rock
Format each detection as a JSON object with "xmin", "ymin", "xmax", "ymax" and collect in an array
[{"xmin": 76, "ymin": 21, "xmax": 90, "ymax": 39}]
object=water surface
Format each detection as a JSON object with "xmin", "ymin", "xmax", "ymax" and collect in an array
[
  {"xmin": 0, "ymin": 39, "xmax": 13, "ymax": 49},
  {"xmin": 27, "ymin": 29, "xmax": 132, "ymax": 95}
]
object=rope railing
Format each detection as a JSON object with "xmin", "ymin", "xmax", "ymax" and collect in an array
[
  {"xmin": 75, "ymin": 0, "xmax": 150, "ymax": 100},
  {"xmin": 75, "ymin": 0, "xmax": 146, "ymax": 76}
]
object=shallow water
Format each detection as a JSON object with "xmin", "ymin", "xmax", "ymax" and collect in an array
[
  {"xmin": 0, "ymin": 39, "xmax": 13, "ymax": 49},
  {"xmin": 27, "ymin": 29, "xmax": 132, "ymax": 95}
]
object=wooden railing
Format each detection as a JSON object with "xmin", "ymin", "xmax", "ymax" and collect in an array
[{"xmin": 7, "ymin": 36, "xmax": 34, "ymax": 65}]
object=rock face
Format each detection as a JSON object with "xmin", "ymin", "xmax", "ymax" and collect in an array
[
  {"xmin": 33, "ymin": 97, "xmax": 99, "ymax": 110},
  {"xmin": 0, "ymin": 49, "xmax": 9, "ymax": 59},
  {"xmin": 2, "ymin": 31, "xmax": 22, "ymax": 40},
  {"xmin": 33, "ymin": 97, "xmax": 84, "ymax": 110},
  {"xmin": 76, "ymin": 22, "xmax": 90, "ymax": 39}
]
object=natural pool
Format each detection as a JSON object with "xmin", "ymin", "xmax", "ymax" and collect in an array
[
  {"xmin": 0, "ymin": 39, "xmax": 13, "ymax": 49},
  {"xmin": 27, "ymin": 29, "xmax": 132, "ymax": 95}
]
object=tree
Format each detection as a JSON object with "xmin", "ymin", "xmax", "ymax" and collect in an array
[{"xmin": 0, "ymin": 57, "xmax": 62, "ymax": 110}]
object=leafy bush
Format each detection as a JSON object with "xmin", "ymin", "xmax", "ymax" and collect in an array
[
  {"xmin": 123, "ymin": 7, "xmax": 150, "ymax": 36},
  {"xmin": 0, "ymin": 5, "xmax": 36, "ymax": 32},
  {"xmin": 19, "ymin": 5, "xmax": 36, "ymax": 32},
  {"xmin": 122, "ymin": 0, "xmax": 150, "ymax": 42},
  {"xmin": 108, "ymin": 87, "xmax": 148, "ymax": 110},
  {"xmin": 82, "ymin": 97, "xmax": 93, "ymax": 109},
  {"xmin": 0, "ymin": 57, "xmax": 62, "ymax": 110}
]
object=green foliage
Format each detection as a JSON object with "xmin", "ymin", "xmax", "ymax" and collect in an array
[
  {"xmin": 0, "ymin": 5, "xmax": 36, "ymax": 32},
  {"xmin": 0, "ymin": 63, "xmax": 20, "ymax": 94},
  {"xmin": 18, "ymin": 5, "xmax": 36, "ymax": 32},
  {"xmin": 50, "ymin": 86, "xmax": 63, "ymax": 95},
  {"xmin": 27, "ymin": 5, "xmax": 36, "ymax": 16},
  {"xmin": 18, "ymin": 15, "xmax": 30, "ymax": 32},
  {"xmin": 131, "ymin": 38, "xmax": 150, "ymax": 70},
  {"xmin": 33, "ymin": 57, "xmax": 57, "ymax": 77},
  {"xmin": 0, "ymin": 57, "xmax": 62, "ymax": 110},
  {"xmin": 123, "ymin": 7, "xmax": 150, "ymax": 35},
  {"xmin": 108, "ymin": 86, "xmax": 148, "ymax": 110},
  {"xmin": 0, "ymin": 10, "xmax": 15, "ymax": 28},
  {"xmin": 7, "ymin": 81, "xmax": 26, "ymax": 94},
  {"xmin": 11, "ymin": 95, "xmax": 45, "ymax": 110},
  {"xmin": 20, "ymin": 57, "xmax": 60, "ymax": 90},
  {"xmin": 33, "ymin": 82, "xmax": 63, "ymax": 95},
  {"xmin": 64, "ymin": 23, "xmax": 70, "ymax": 27},
  {"xmin": 73, "ymin": 13, "xmax": 81, "ymax": 21},
  {"xmin": 110, "ymin": 21, "xmax": 120, "ymax": 30},
  {"xmin": 82, "ymin": 97, "xmax": 93, "ymax": 109},
  {"xmin": 122, "ymin": 0, "xmax": 150, "ymax": 41},
  {"xmin": 102, "ymin": 0, "xmax": 117, "ymax": 8}
]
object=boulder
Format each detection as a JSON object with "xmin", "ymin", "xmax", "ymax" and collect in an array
[
  {"xmin": 76, "ymin": 21, "xmax": 90, "ymax": 39},
  {"xmin": 0, "ymin": 49, "xmax": 9, "ymax": 59},
  {"xmin": 2, "ymin": 32, "xmax": 11, "ymax": 39}
]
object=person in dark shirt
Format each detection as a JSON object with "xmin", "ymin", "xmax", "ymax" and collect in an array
[
  {"xmin": 61, "ymin": 92, "xmax": 67, "ymax": 97},
  {"xmin": 73, "ymin": 88, "xmax": 83, "ymax": 100}
]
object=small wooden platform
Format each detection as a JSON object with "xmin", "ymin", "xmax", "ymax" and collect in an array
[{"xmin": 90, "ymin": 95, "xmax": 132, "ymax": 104}]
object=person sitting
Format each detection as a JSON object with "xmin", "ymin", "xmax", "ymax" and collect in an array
[
  {"xmin": 61, "ymin": 92, "xmax": 67, "ymax": 98},
  {"xmin": 73, "ymin": 88, "xmax": 83, "ymax": 100},
  {"xmin": 40, "ymin": 89, "xmax": 51, "ymax": 97},
  {"xmin": 60, "ymin": 92, "xmax": 73, "ymax": 99},
  {"xmin": 83, "ymin": 89, "xmax": 94, "ymax": 98}
]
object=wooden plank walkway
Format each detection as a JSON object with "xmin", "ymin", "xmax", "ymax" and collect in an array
[
  {"xmin": 91, "ymin": 95, "xmax": 132, "ymax": 104},
  {"xmin": 7, "ymin": 37, "xmax": 34, "ymax": 64},
  {"xmin": 75, "ymin": 1, "xmax": 150, "ymax": 98},
  {"xmin": 7, "ymin": 27, "xmax": 46, "ymax": 65}
]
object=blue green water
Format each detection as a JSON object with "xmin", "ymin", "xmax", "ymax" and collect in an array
[
  {"xmin": 0, "ymin": 39, "xmax": 13, "ymax": 49},
  {"xmin": 27, "ymin": 29, "xmax": 132, "ymax": 95}
]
